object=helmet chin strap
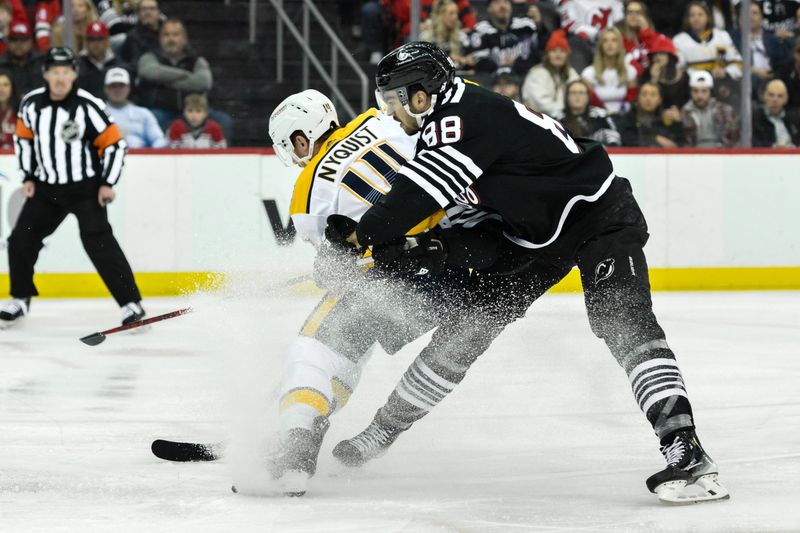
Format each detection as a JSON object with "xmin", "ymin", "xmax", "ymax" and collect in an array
[{"xmin": 403, "ymin": 94, "xmax": 439, "ymax": 127}]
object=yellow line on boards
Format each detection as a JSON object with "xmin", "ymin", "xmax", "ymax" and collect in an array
[{"xmin": 0, "ymin": 267, "xmax": 798, "ymax": 298}]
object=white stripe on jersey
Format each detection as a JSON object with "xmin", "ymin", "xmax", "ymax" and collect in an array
[
  {"xmin": 401, "ymin": 164, "xmax": 451, "ymax": 207},
  {"xmin": 421, "ymin": 150, "xmax": 472, "ymax": 189},
  {"xmin": 440, "ymin": 145, "xmax": 482, "ymax": 180},
  {"xmin": 37, "ymin": 106, "xmax": 57, "ymax": 184},
  {"xmin": 503, "ymin": 171, "xmax": 616, "ymax": 249},
  {"xmin": 54, "ymin": 107, "xmax": 70, "ymax": 185}
]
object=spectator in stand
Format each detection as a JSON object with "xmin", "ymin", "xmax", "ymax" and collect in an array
[
  {"xmin": 759, "ymin": 0, "xmax": 800, "ymax": 42},
  {"xmin": 137, "ymin": 19, "xmax": 212, "ymax": 131},
  {"xmin": 120, "ymin": 0, "xmax": 162, "ymax": 66},
  {"xmin": 0, "ymin": 21, "xmax": 44, "ymax": 96},
  {"xmin": 559, "ymin": 0, "xmax": 624, "ymax": 72},
  {"xmin": 0, "ymin": 0, "xmax": 26, "ymax": 25},
  {"xmin": 561, "ymin": 79, "xmax": 622, "ymax": 145},
  {"xmin": 522, "ymin": 29, "xmax": 579, "ymax": 117},
  {"xmin": 681, "ymin": 70, "xmax": 739, "ymax": 147},
  {"xmin": 672, "ymin": 1, "xmax": 742, "ymax": 79},
  {"xmin": 420, "ymin": 0, "xmax": 470, "ymax": 69},
  {"xmin": 465, "ymin": 0, "xmax": 547, "ymax": 75},
  {"xmin": 709, "ymin": 0, "xmax": 735, "ymax": 31},
  {"xmin": 617, "ymin": 1, "xmax": 665, "ymax": 77},
  {"xmin": 0, "ymin": 70, "xmax": 16, "ymax": 148},
  {"xmin": 672, "ymin": 1, "xmax": 743, "ymax": 106},
  {"xmin": 423, "ymin": 0, "xmax": 476, "ymax": 29},
  {"xmin": 96, "ymin": 0, "xmax": 140, "ymax": 37},
  {"xmin": 581, "ymin": 26, "xmax": 638, "ymax": 114},
  {"xmin": 491, "ymin": 66, "xmax": 522, "ymax": 101},
  {"xmin": 524, "ymin": 1, "xmax": 561, "ymax": 35},
  {"xmin": 104, "ymin": 67, "xmax": 166, "ymax": 148},
  {"xmin": 0, "ymin": 3, "xmax": 12, "ymax": 57},
  {"xmin": 617, "ymin": 81, "xmax": 684, "ymax": 146},
  {"xmin": 167, "ymin": 93, "xmax": 226, "ymax": 149},
  {"xmin": 77, "ymin": 21, "xmax": 128, "ymax": 98},
  {"xmin": 645, "ymin": 0, "xmax": 692, "ymax": 37},
  {"xmin": 559, "ymin": 0, "xmax": 624, "ymax": 42},
  {"xmin": 778, "ymin": 37, "xmax": 800, "ymax": 110},
  {"xmin": 34, "ymin": 0, "xmax": 61, "ymax": 52},
  {"xmin": 643, "ymin": 35, "xmax": 689, "ymax": 125},
  {"xmin": 732, "ymin": 2, "xmax": 790, "ymax": 94},
  {"xmin": 752, "ymin": 78, "xmax": 800, "ymax": 147},
  {"xmin": 51, "ymin": 0, "xmax": 99, "ymax": 53}
]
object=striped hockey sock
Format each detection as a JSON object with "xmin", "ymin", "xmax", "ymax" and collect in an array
[
  {"xmin": 625, "ymin": 340, "xmax": 694, "ymax": 439},
  {"xmin": 379, "ymin": 358, "xmax": 459, "ymax": 430}
]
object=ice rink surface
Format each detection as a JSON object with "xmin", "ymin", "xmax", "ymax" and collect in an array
[{"xmin": 1, "ymin": 286, "xmax": 799, "ymax": 532}]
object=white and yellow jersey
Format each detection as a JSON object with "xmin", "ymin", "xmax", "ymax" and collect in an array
[{"xmin": 289, "ymin": 108, "xmax": 443, "ymax": 246}]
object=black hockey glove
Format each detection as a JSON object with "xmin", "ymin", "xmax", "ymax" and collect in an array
[
  {"xmin": 372, "ymin": 231, "xmax": 447, "ymax": 276},
  {"xmin": 314, "ymin": 215, "xmax": 362, "ymax": 290}
]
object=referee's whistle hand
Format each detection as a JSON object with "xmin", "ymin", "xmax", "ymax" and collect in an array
[
  {"xmin": 22, "ymin": 181, "xmax": 35, "ymax": 198},
  {"xmin": 98, "ymin": 185, "xmax": 116, "ymax": 207}
]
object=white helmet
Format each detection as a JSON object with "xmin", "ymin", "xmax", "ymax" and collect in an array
[{"xmin": 268, "ymin": 89, "xmax": 339, "ymax": 167}]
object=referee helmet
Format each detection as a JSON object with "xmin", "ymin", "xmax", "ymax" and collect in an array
[{"xmin": 43, "ymin": 47, "xmax": 78, "ymax": 73}]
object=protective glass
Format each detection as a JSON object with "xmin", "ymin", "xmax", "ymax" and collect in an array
[{"xmin": 375, "ymin": 87, "xmax": 408, "ymax": 116}]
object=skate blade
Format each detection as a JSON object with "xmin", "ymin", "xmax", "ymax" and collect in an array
[
  {"xmin": 230, "ymin": 470, "xmax": 309, "ymax": 498},
  {"xmin": 0, "ymin": 316, "xmax": 24, "ymax": 329},
  {"xmin": 278, "ymin": 470, "xmax": 309, "ymax": 497},
  {"xmin": 655, "ymin": 474, "xmax": 730, "ymax": 505}
]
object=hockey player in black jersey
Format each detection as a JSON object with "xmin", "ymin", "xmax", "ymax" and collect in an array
[{"xmin": 329, "ymin": 41, "xmax": 728, "ymax": 505}]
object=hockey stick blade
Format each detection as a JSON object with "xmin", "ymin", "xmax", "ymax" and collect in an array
[
  {"xmin": 79, "ymin": 332, "xmax": 107, "ymax": 346},
  {"xmin": 79, "ymin": 307, "xmax": 193, "ymax": 346},
  {"xmin": 151, "ymin": 439, "xmax": 221, "ymax": 462}
]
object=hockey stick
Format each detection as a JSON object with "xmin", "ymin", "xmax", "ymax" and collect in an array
[
  {"xmin": 79, "ymin": 307, "xmax": 193, "ymax": 346},
  {"xmin": 151, "ymin": 438, "xmax": 222, "ymax": 462}
]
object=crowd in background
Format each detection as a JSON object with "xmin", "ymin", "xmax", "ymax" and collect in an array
[
  {"xmin": 0, "ymin": 1, "xmax": 798, "ymax": 149},
  {"xmin": 361, "ymin": 0, "xmax": 800, "ymax": 148},
  {"xmin": 0, "ymin": 0, "xmax": 228, "ymax": 150}
]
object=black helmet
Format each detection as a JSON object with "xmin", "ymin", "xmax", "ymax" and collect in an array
[
  {"xmin": 375, "ymin": 41, "xmax": 455, "ymax": 96},
  {"xmin": 43, "ymin": 47, "xmax": 78, "ymax": 73}
]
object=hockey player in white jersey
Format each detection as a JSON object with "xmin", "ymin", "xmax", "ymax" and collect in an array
[{"xmin": 266, "ymin": 90, "xmax": 471, "ymax": 496}]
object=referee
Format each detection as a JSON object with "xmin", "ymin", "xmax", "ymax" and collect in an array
[{"xmin": 0, "ymin": 47, "xmax": 144, "ymax": 328}]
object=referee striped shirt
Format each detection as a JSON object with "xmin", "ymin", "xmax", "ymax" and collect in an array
[{"xmin": 14, "ymin": 86, "xmax": 127, "ymax": 186}]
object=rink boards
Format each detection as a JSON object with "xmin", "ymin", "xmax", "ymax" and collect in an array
[{"xmin": 0, "ymin": 149, "xmax": 798, "ymax": 296}]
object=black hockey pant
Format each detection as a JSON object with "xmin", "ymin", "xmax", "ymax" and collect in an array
[
  {"xmin": 376, "ymin": 179, "xmax": 694, "ymax": 439},
  {"xmin": 7, "ymin": 182, "xmax": 141, "ymax": 306}
]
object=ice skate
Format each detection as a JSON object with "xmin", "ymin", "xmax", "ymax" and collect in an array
[
  {"xmin": 646, "ymin": 429, "xmax": 729, "ymax": 505},
  {"xmin": 332, "ymin": 419, "xmax": 403, "ymax": 467},
  {"xmin": 269, "ymin": 416, "xmax": 330, "ymax": 497},
  {"xmin": 0, "ymin": 298, "xmax": 29, "ymax": 329},
  {"xmin": 121, "ymin": 301, "xmax": 146, "ymax": 327}
]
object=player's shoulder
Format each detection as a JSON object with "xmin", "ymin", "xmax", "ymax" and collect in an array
[{"xmin": 434, "ymin": 78, "xmax": 512, "ymax": 120}]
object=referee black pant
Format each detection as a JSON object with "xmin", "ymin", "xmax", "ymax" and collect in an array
[{"xmin": 7, "ymin": 181, "xmax": 141, "ymax": 306}]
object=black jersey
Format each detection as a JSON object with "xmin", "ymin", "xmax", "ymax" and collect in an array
[{"xmin": 389, "ymin": 77, "xmax": 616, "ymax": 251}]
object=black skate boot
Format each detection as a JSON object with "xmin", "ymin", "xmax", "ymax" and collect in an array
[
  {"xmin": 269, "ymin": 416, "xmax": 330, "ymax": 497},
  {"xmin": 120, "ymin": 301, "xmax": 145, "ymax": 326},
  {"xmin": 332, "ymin": 419, "xmax": 403, "ymax": 467},
  {"xmin": 646, "ymin": 429, "xmax": 729, "ymax": 504},
  {"xmin": 0, "ymin": 298, "xmax": 30, "ymax": 329}
]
